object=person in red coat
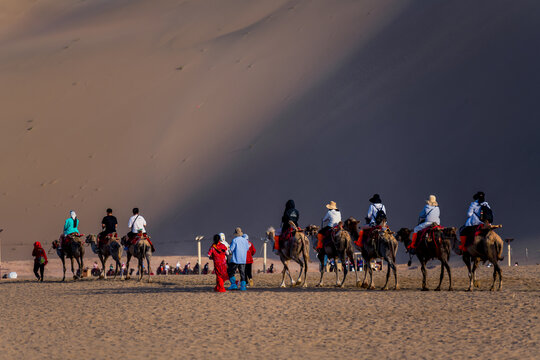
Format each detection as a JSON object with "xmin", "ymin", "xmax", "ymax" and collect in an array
[
  {"xmin": 245, "ymin": 235, "xmax": 256, "ymax": 287},
  {"xmin": 208, "ymin": 234, "xmax": 229, "ymax": 292},
  {"xmin": 32, "ymin": 241, "xmax": 48, "ymax": 282}
]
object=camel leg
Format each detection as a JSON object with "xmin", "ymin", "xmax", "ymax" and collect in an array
[
  {"xmin": 294, "ymin": 259, "xmax": 304, "ymax": 286},
  {"xmin": 137, "ymin": 257, "xmax": 143, "ymax": 282},
  {"xmin": 316, "ymin": 252, "xmax": 325, "ymax": 287},
  {"xmin": 61, "ymin": 256, "xmax": 66, "ymax": 282},
  {"xmin": 334, "ymin": 258, "xmax": 340, "ymax": 287},
  {"xmin": 100, "ymin": 254, "xmax": 106, "ymax": 279},
  {"xmin": 420, "ymin": 261, "xmax": 428, "ymax": 291},
  {"xmin": 70, "ymin": 257, "xmax": 77, "ymax": 280},
  {"xmin": 367, "ymin": 262, "xmax": 375, "ymax": 290},
  {"xmin": 146, "ymin": 253, "xmax": 152, "ymax": 283},
  {"xmin": 496, "ymin": 262, "xmax": 502, "ymax": 291},
  {"xmin": 125, "ymin": 253, "xmax": 131, "ymax": 280},
  {"xmin": 302, "ymin": 259, "xmax": 308, "ymax": 288},
  {"xmin": 75, "ymin": 257, "xmax": 82, "ymax": 280},
  {"xmin": 472, "ymin": 259, "xmax": 479, "ymax": 288},
  {"xmin": 339, "ymin": 254, "xmax": 348, "ymax": 288},
  {"xmin": 361, "ymin": 261, "xmax": 368, "ymax": 288},
  {"xmin": 435, "ymin": 260, "xmax": 444, "ymax": 291},
  {"xmin": 392, "ymin": 261, "xmax": 399, "ymax": 290},
  {"xmin": 286, "ymin": 262, "xmax": 295, "ymax": 287},
  {"xmin": 279, "ymin": 261, "xmax": 287, "ymax": 288},
  {"xmin": 444, "ymin": 261, "xmax": 452, "ymax": 291},
  {"xmin": 382, "ymin": 259, "xmax": 391, "ymax": 290},
  {"xmin": 463, "ymin": 254, "xmax": 473, "ymax": 291},
  {"xmin": 353, "ymin": 255, "xmax": 360, "ymax": 287}
]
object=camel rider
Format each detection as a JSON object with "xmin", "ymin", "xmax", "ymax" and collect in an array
[
  {"xmin": 460, "ymin": 191, "xmax": 493, "ymax": 251},
  {"xmin": 414, "ymin": 195, "xmax": 441, "ymax": 233},
  {"xmin": 274, "ymin": 199, "xmax": 299, "ymax": 253},
  {"xmin": 410, "ymin": 195, "xmax": 441, "ymax": 250},
  {"xmin": 61, "ymin": 210, "xmax": 80, "ymax": 249},
  {"xmin": 99, "ymin": 208, "xmax": 118, "ymax": 246},
  {"xmin": 317, "ymin": 201, "xmax": 341, "ymax": 249},
  {"xmin": 127, "ymin": 208, "xmax": 155, "ymax": 252},
  {"xmin": 366, "ymin": 194, "xmax": 386, "ymax": 226},
  {"xmin": 465, "ymin": 191, "xmax": 492, "ymax": 226}
]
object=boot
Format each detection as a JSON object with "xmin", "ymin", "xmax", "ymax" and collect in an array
[
  {"xmin": 239, "ymin": 281, "xmax": 247, "ymax": 291},
  {"xmin": 228, "ymin": 276, "xmax": 238, "ymax": 290}
]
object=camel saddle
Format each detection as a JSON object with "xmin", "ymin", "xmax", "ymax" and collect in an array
[
  {"xmin": 279, "ymin": 227, "xmax": 301, "ymax": 249},
  {"xmin": 459, "ymin": 224, "xmax": 484, "ymax": 251},
  {"xmin": 409, "ymin": 225, "xmax": 444, "ymax": 251},
  {"xmin": 355, "ymin": 226, "xmax": 380, "ymax": 248}
]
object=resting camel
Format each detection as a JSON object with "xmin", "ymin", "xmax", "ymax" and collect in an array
[
  {"xmin": 396, "ymin": 227, "xmax": 459, "ymax": 291},
  {"xmin": 52, "ymin": 234, "xmax": 85, "ymax": 281},
  {"xmin": 460, "ymin": 223, "xmax": 504, "ymax": 291},
  {"xmin": 266, "ymin": 222, "xmax": 310, "ymax": 287},
  {"xmin": 121, "ymin": 233, "xmax": 152, "ymax": 282},
  {"xmin": 345, "ymin": 217, "xmax": 398, "ymax": 290},
  {"xmin": 308, "ymin": 221, "xmax": 358, "ymax": 288},
  {"xmin": 86, "ymin": 233, "xmax": 123, "ymax": 280}
]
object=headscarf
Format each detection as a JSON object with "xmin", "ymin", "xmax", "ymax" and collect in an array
[{"xmin": 70, "ymin": 210, "xmax": 77, "ymax": 219}]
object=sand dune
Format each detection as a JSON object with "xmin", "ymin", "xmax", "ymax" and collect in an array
[
  {"xmin": 1, "ymin": 0, "xmax": 539, "ymax": 263},
  {"xmin": 0, "ymin": 265, "xmax": 538, "ymax": 359}
]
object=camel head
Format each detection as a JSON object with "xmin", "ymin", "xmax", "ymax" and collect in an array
[
  {"xmin": 344, "ymin": 217, "xmax": 360, "ymax": 233},
  {"xmin": 266, "ymin": 227, "xmax": 276, "ymax": 242},
  {"xmin": 85, "ymin": 234, "xmax": 97, "ymax": 245},
  {"xmin": 52, "ymin": 239, "xmax": 60, "ymax": 249},
  {"xmin": 304, "ymin": 225, "xmax": 320, "ymax": 236},
  {"xmin": 395, "ymin": 228, "xmax": 411, "ymax": 245}
]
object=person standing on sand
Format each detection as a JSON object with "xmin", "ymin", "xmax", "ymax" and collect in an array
[
  {"xmin": 208, "ymin": 234, "xmax": 229, "ymax": 292},
  {"xmin": 32, "ymin": 241, "xmax": 48, "ymax": 282},
  {"xmin": 228, "ymin": 227, "xmax": 250, "ymax": 291},
  {"xmin": 244, "ymin": 234, "xmax": 256, "ymax": 287}
]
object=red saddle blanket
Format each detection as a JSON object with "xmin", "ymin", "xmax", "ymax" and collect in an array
[
  {"xmin": 408, "ymin": 226, "xmax": 443, "ymax": 251},
  {"xmin": 459, "ymin": 224, "xmax": 484, "ymax": 251},
  {"xmin": 275, "ymin": 227, "xmax": 302, "ymax": 250},
  {"xmin": 354, "ymin": 226, "xmax": 381, "ymax": 248}
]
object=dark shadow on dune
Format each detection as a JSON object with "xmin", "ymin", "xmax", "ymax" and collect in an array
[{"xmin": 154, "ymin": 1, "xmax": 540, "ymax": 264}]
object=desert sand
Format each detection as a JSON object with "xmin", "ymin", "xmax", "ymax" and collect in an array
[{"xmin": 0, "ymin": 264, "xmax": 538, "ymax": 359}]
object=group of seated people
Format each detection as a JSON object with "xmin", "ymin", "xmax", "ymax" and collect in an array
[
  {"xmin": 155, "ymin": 260, "xmax": 210, "ymax": 275},
  {"xmin": 275, "ymin": 191, "xmax": 493, "ymax": 254}
]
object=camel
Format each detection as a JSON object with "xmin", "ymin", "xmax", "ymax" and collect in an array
[
  {"xmin": 266, "ymin": 222, "xmax": 310, "ymax": 288},
  {"xmin": 85, "ymin": 233, "xmax": 123, "ymax": 280},
  {"xmin": 459, "ymin": 223, "xmax": 504, "ymax": 291},
  {"xmin": 396, "ymin": 227, "xmax": 459, "ymax": 291},
  {"xmin": 345, "ymin": 218, "xmax": 398, "ymax": 290},
  {"xmin": 121, "ymin": 233, "xmax": 152, "ymax": 282},
  {"xmin": 308, "ymin": 221, "xmax": 358, "ymax": 288},
  {"xmin": 51, "ymin": 234, "xmax": 85, "ymax": 281}
]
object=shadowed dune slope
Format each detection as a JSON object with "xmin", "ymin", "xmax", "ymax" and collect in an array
[{"xmin": 1, "ymin": 0, "xmax": 539, "ymax": 260}]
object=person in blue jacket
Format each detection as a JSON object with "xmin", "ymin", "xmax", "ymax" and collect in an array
[{"xmin": 227, "ymin": 227, "xmax": 250, "ymax": 291}]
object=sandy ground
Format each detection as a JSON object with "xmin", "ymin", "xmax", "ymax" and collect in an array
[{"xmin": 0, "ymin": 264, "xmax": 538, "ymax": 359}]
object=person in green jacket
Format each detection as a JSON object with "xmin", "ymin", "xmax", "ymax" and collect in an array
[
  {"xmin": 60, "ymin": 210, "xmax": 80, "ymax": 249},
  {"xmin": 64, "ymin": 210, "xmax": 80, "ymax": 235}
]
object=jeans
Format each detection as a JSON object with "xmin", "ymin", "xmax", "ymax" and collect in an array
[
  {"xmin": 33, "ymin": 262, "xmax": 44, "ymax": 281},
  {"xmin": 228, "ymin": 263, "xmax": 246, "ymax": 282}
]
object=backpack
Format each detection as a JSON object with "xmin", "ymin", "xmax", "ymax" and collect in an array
[
  {"xmin": 375, "ymin": 206, "xmax": 387, "ymax": 225},
  {"xmin": 479, "ymin": 205, "xmax": 493, "ymax": 223}
]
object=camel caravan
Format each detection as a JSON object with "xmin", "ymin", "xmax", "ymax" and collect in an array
[
  {"xmin": 270, "ymin": 192, "xmax": 505, "ymax": 291},
  {"xmin": 44, "ymin": 191, "xmax": 506, "ymax": 291}
]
